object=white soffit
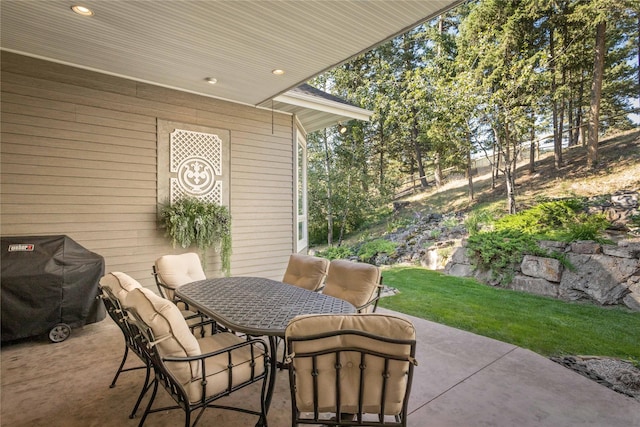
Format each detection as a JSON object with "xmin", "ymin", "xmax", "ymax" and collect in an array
[
  {"xmin": 1, "ymin": 0, "xmax": 463, "ymax": 107},
  {"xmin": 271, "ymin": 84, "xmax": 372, "ymax": 133}
]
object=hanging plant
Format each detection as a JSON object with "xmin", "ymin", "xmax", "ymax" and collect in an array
[{"xmin": 159, "ymin": 197, "xmax": 232, "ymax": 276}]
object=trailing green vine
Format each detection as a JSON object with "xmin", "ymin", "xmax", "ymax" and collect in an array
[{"xmin": 159, "ymin": 197, "xmax": 232, "ymax": 276}]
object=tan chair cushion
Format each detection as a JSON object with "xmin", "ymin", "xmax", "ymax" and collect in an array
[
  {"xmin": 99, "ymin": 272, "xmax": 143, "ymax": 302},
  {"xmin": 155, "ymin": 253, "xmax": 206, "ymax": 300},
  {"xmin": 282, "ymin": 254, "xmax": 330, "ymax": 291},
  {"xmin": 189, "ymin": 333, "xmax": 266, "ymax": 403},
  {"xmin": 124, "ymin": 287, "xmax": 265, "ymax": 404},
  {"xmin": 124, "ymin": 287, "xmax": 202, "ymax": 386},
  {"xmin": 322, "ymin": 260, "xmax": 381, "ymax": 311},
  {"xmin": 286, "ymin": 313, "xmax": 415, "ymax": 415}
]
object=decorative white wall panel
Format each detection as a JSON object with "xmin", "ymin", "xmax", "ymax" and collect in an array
[
  {"xmin": 157, "ymin": 120, "xmax": 230, "ymax": 209},
  {"xmin": 169, "ymin": 129, "xmax": 223, "ymax": 204}
]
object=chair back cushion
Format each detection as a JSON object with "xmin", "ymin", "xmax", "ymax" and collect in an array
[
  {"xmin": 282, "ymin": 254, "xmax": 329, "ymax": 291},
  {"xmin": 155, "ymin": 253, "xmax": 206, "ymax": 298},
  {"xmin": 286, "ymin": 313, "xmax": 415, "ymax": 416},
  {"xmin": 124, "ymin": 287, "xmax": 201, "ymax": 386},
  {"xmin": 99, "ymin": 272, "xmax": 142, "ymax": 302},
  {"xmin": 322, "ymin": 260, "xmax": 381, "ymax": 310}
]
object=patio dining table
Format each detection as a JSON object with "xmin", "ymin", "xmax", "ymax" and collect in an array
[{"xmin": 175, "ymin": 276, "xmax": 356, "ymax": 420}]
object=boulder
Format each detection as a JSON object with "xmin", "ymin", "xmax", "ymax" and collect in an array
[
  {"xmin": 449, "ymin": 246, "xmax": 470, "ymax": 264},
  {"xmin": 559, "ymin": 253, "xmax": 637, "ymax": 305},
  {"xmin": 446, "ymin": 263, "xmax": 474, "ymax": 277},
  {"xmin": 623, "ymin": 279, "xmax": 640, "ymax": 311},
  {"xmin": 623, "ymin": 293, "xmax": 640, "ymax": 311},
  {"xmin": 570, "ymin": 241, "xmax": 602, "ymax": 254},
  {"xmin": 520, "ymin": 255, "xmax": 563, "ymax": 283},
  {"xmin": 508, "ymin": 275, "xmax": 559, "ymax": 298},
  {"xmin": 421, "ymin": 249, "xmax": 440, "ymax": 270},
  {"xmin": 602, "ymin": 243, "xmax": 640, "ymax": 259},
  {"xmin": 538, "ymin": 240, "xmax": 568, "ymax": 253}
]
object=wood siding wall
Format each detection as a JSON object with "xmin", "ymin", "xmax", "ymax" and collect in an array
[{"xmin": 1, "ymin": 52, "xmax": 295, "ymax": 287}]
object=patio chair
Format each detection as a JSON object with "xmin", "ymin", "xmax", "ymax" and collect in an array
[
  {"xmin": 153, "ymin": 252, "xmax": 206, "ymax": 302},
  {"xmin": 153, "ymin": 253, "xmax": 217, "ymax": 336},
  {"xmin": 98, "ymin": 272, "xmax": 152, "ymax": 419},
  {"xmin": 322, "ymin": 260, "xmax": 383, "ymax": 313},
  {"xmin": 123, "ymin": 287, "xmax": 269, "ymax": 427},
  {"xmin": 278, "ymin": 253, "xmax": 331, "ymax": 367},
  {"xmin": 282, "ymin": 253, "xmax": 330, "ymax": 292},
  {"xmin": 285, "ymin": 313, "xmax": 418, "ymax": 427}
]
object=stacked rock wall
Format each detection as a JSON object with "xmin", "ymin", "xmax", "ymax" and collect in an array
[{"xmin": 445, "ymin": 240, "xmax": 640, "ymax": 311}]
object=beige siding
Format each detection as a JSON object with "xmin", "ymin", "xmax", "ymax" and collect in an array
[{"xmin": 1, "ymin": 52, "xmax": 294, "ymax": 287}]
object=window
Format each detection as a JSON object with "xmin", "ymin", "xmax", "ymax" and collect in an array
[{"xmin": 295, "ymin": 129, "xmax": 308, "ymax": 252}]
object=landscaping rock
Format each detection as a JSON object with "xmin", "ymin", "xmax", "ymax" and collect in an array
[
  {"xmin": 537, "ymin": 240, "xmax": 568, "ymax": 252},
  {"xmin": 520, "ymin": 255, "xmax": 563, "ymax": 282},
  {"xmin": 570, "ymin": 241, "xmax": 602, "ymax": 254},
  {"xmin": 558, "ymin": 254, "xmax": 636, "ymax": 304},
  {"xmin": 380, "ymin": 196, "xmax": 640, "ymax": 310},
  {"xmin": 623, "ymin": 279, "xmax": 640, "ymax": 311},
  {"xmin": 602, "ymin": 244, "xmax": 640, "ymax": 259},
  {"xmin": 446, "ymin": 263, "xmax": 474, "ymax": 277},
  {"xmin": 508, "ymin": 275, "xmax": 559, "ymax": 298}
]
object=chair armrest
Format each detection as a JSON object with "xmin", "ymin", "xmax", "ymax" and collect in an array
[
  {"xmin": 162, "ymin": 337, "xmax": 269, "ymax": 403},
  {"xmin": 162, "ymin": 337, "xmax": 268, "ymax": 363},
  {"xmin": 356, "ymin": 284, "xmax": 384, "ymax": 313}
]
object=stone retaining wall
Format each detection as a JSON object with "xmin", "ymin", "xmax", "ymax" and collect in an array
[{"xmin": 444, "ymin": 240, "xmax": 640, "ymax": 311}]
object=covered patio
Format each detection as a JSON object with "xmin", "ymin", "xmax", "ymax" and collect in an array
[
  {"xmin": 2, "ymin": 308, "xmax": 637, "ymax": 426},
  {"xmin": 2, "ymin": 2, "xmax": 639, "ymax": 426}
]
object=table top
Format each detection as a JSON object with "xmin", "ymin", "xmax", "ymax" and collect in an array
[{"xmin": 176, "ymin": 276, "xmax": 356, "ymax": 337}]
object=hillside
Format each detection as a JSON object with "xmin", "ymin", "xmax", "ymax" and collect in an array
[{"xmin": 398, "ymin": 129, "xmax": 640, "ymax": 219}]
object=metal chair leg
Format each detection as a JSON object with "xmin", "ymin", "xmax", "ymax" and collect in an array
[
  {"xmin": 129, "ymin": 364, "xmax": 152, "ymax": 418},
  {"xmin": 137, "ymin": 378, "xmax": 158, "ymax": 427},
  {"xmin": 110, "ymin": 344, "xmax": 129, "ymax": 388}
]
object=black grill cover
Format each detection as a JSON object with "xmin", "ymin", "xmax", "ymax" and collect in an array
[{"xmin": 1, "ymin": 235, "xmax": 106, "ymax": 341}]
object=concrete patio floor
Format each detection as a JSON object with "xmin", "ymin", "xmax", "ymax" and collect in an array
[{"xmin": 1, "ymin": 307, "xmax": 638, "ymax": 427}]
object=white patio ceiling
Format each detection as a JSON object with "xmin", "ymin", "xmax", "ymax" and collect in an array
[{"xmin": 1, "ymin": 0, "xmax": 462, "ymax": 130}]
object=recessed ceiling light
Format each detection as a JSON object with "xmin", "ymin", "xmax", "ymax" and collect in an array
[
  {"xmin": 272, "ymin": 69, "xmax": 285, "ymax": 76},
  {"xmin": 71, "ymin": 5, "xmax": 94, "ymax": 16},
  {"xmin": 205, "ymin": 77, "xmax": 218, "ymax": 85}
]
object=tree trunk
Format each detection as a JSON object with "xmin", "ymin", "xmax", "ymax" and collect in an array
[
  {"xmin": 574, "ymin": 71, "xmax": 584, "ymax": 147},
  {"xmin": 588, "ymin": 20, "xmax": 606, "ymax": 169},
  {"xmin": 434, "ymin": 152, "xmax": 443, "ymax": 188},
  {"xmin": 529, "ymin": 122, "xmax": 536, "ymax": 174},
  {"xmin": 567, "ymin": 86, "xmax": 574, "ymax": 147},
  {"xmin": 467, "ymin": 133, "xmax": 474, "ymax": 202},
  {"xmin": 491, "ymin": 138, "xmax": 498, "ymax": 189},
  {"xmin": 412, "ymin": 114, "xmax": 429, "ymax": 188},
  {"xmin": 378, "ymin": 125, "xmax": 385, "ymax": 187},
  {"xmin": 504, "ymin": 122, "xmax": 517, "ymax": 214},
  {"xmin": 558, "ymin": 65, "xmax": 567, "ymax": 153},
  {"xmin": 550, "ymin": 28, "xmax": 562, "ymax": 169},
  {"xmin": 322, "ymin": 129, "xmax": 333, "ymax": 246},
  {"xmin": 337, "ymin": 172, "xmax": 351, "ymax": 246}
]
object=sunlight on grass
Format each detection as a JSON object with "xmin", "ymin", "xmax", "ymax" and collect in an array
[{"xmin": 379, "ymin": 266, "xmax": 640, "ymax": 360}]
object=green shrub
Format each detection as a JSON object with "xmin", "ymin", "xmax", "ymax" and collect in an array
[
  {"xmin": 494, "ymin": 199, "xmax": 585, "ymax": 237},
  {"xmin": 564, "ymin": 213, "xmax": 611, "ymax": 242},
  {"xmin": 356, "ymin": 239, "xmax": 398, "ymax": 262},
  {"xmin": 465, "ymin": 210, "xmax": 494, "ymax": 235},
  {"xmin": 466, "ymin": 199, "xmax": 611, "ymax": 283},
  {"xmin": 316, "ymin": 245, "xmax": 354, "ymax": 260},
  {"xmin": 466, "ymin": 229, "xmax": 543, "ymax": 283}
]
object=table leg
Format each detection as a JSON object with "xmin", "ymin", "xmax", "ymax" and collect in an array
[
  {"xmin": 266, "ymin": 336, "xmax": 278, "ymax": 411},
  {"xmin": 256, "ymin": 336, "xmax": 278, "ymax": 427}
]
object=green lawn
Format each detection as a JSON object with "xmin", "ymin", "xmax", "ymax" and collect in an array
[{"xmin": 378, "ymin": 266, "xmax": 640, "ymax": 360}]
